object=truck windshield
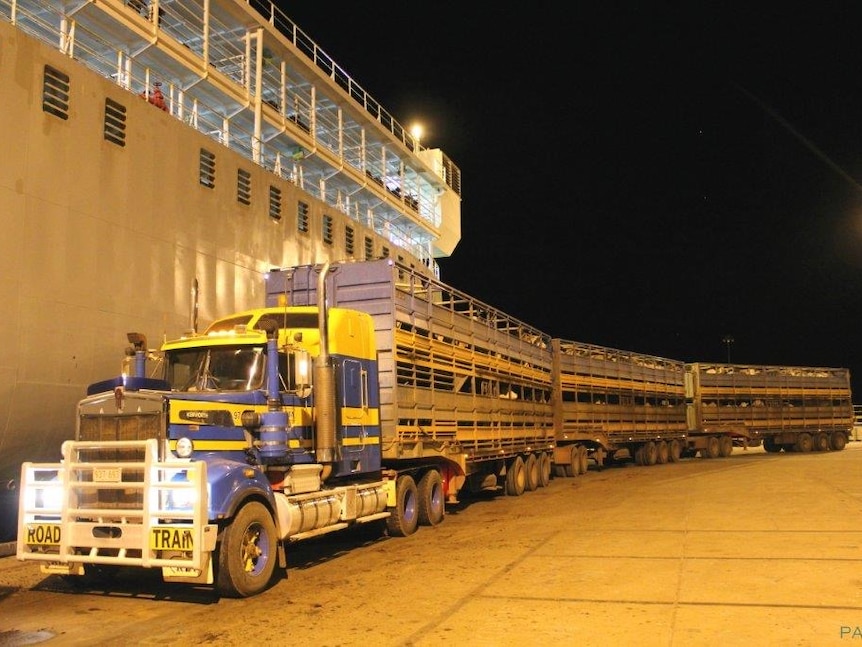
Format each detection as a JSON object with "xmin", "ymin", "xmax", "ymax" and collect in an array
[{"xmin": 166, "ymin": 346, "xmax": 265, "ymax": 392}]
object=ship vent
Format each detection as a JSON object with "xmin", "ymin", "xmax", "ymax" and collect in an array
[
  {"xmin": 269, "ymin": 185, "xmax": 282, "ymax": 220},
  {"xmin": 298, "ymin": 201, "xmax": 310, "ymax": 232},
  {"xmin": 104, "ymin": 98, "xmax": 127, "ymax": 146},
  {"xmin": 199, "ymin": 148, "xmax": 216, "ymax": 188},
  {"xmin": 346, "ymin": 225, "xmax": 355, "ymax": 256},
  {"xmin": 322, "ymin": 214, "xmax": 333, "ymax": 244},
  {"xmin": 42, "ymin": 65, "xmax": 70, "ymax": 120},
  {"xmin": 237, "ymin": 168, "xmax": 252, "ymax": 205}
]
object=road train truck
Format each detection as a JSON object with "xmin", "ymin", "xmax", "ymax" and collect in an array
[{"xmin": 17, "ymin": 259, "xmax": 556, "ymax": 597}]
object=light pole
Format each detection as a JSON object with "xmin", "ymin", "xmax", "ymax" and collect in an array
[
  {"xmin": 410, "ymin": 123, "xmax": 423, "ymax": 153},
  {"xmin": 722, "ymin": 335, "xmax": 734, "ymax": 363}
]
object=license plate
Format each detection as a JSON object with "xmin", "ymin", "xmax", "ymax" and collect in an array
[
  {"xmin": 150, "ymin": 527, "xmax": 194, "ymax": 551},
  {"xmin": 93, "ymin": 467, "xmax": 121, "ymax": 482},
  {"xmin": 24, "ymin": 523, "xmax": 61, "ymax": 546}
]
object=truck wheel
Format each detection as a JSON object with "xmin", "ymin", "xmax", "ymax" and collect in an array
[
  {"xmin": 417, "ymin": 470, "xmax": 445, "ymax": 526},
  {"xmin": 505, "ymin": 456, "xmax": 526, "ymax": 496},
  {"xmin": 813, "ymin": 432, "xmax": 829, "ymax": 452},
  {"xmin": 718, "ymin": 436, "xmax": 733, "ymax": 457},
  {"xmin": 387, "ymin": 474, "xmax": 420, "ymax": 537},
  {"xmin": 539, "ymin": 453, "xmax": 552, "ymax": 487},
  {"xmin": 577, "ymin": 446, "xmax": 589, "ymax": 474},
  {"xmin": 524, "ymin": 454, "xmax": 540, "ymax": 491},
  {"xmin": 795, "ymin": 433, "xmax": 813, "ymax": 453},
  {"xmin": 215, "ymin": 501, "xmax": 278, "ymax": 598},
  {"xmin": 830, "ymin": 432, "xmax": 847, "ymax": 451},
  {"xmin": 701, "ymin": 436, "xmax": 720, "ymax": 459},
  {"xmin": 644, "ymin": 441, "xmax": 658, "ymax": 466},
  {"xmin": 563, "ymin": 445, "xmax": 578, "ymax": 477},
  {"xmin": 656, "ymin": 441, "xmax": 669, "ymax": 464},
  {"xmin": 668, "ymin": 439, "xmax": 681, "ymax": 462}
]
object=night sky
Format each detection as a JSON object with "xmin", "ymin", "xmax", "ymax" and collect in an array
[{"xmin": 278, "ymin": 3, "xmax": 862, "ymax": 394}]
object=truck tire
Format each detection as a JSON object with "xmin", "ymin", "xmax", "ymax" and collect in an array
[
  {"xmin": 718, "ymin": 436, "xmax": 733, "ymax": 457},
  {"xmin": 505, "ymin": 456, "xmax": 526, "ymax": 496},
  {"xmin": 795, "ymin": 433, "xmax": 813, "ymax": 453},
  {"xmin": 656, "ymin": 441, "xmax": 669, "ymax": 464},
  {"xmin": 524, "ymin": 454, "xmax": 539, "ymax": 491},
  {"xmin": 387, "ymin": 474, "xmax": 420, "ymax": 537},
  {"xmin": 644, "ymin": 441, "xmax": 658, "ymax": 466},
  {"xmin": 577, "ymin": 445, "xmax": 589, "ymax": 474},
  {"xmin": 215, "ymin": 501, "xmax": 278, "ymax": 598},
  {"xmin": 668, "ymin": 439, "xmax": 681, "ymax": 462},
  {"xmin": 564, "ymin": 445, "xmax": 579, "ymax": 477},
  {"xmin": 417, "ymin": 470, "xmax": 445, "ymax": 526},
  {"xmin": 539, "ymin": 453, "xmax": 552, "ymax": 487},
  {"xmin": 814, "ymin": 432, "xmax": 829, "ymax": 452},
  {"xmin": 830, "ymin": 432, "xmax": 847, "ymax": 451},
  {"xmin": 701, "ymin": 436, "xmax": 720, "ymax": 459}
]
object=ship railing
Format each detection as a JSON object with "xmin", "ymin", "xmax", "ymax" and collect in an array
[{"xmin": 246, "ymin": 0, "xmax": 422, "ymax": 158}]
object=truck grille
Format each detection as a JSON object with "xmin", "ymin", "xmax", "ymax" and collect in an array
[
  {"xmin": 75, "ymin": 392, "xmax": 167, "ymax": 509},
  {"xmin": 79, "ymin": 412, "xmax": 164, "ymax": 443}
]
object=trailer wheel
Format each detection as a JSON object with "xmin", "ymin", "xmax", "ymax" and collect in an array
[
  {"xmin": 718, "ymin": 436, "xmax": 733, "ymax": 457},
  {"xmin": 577, "ymin": 445, "xmax": 588, "ymax": 474},
  {"xmin": 656, "ymin": 441, "xmax": 669, "ymax": 464},
  {"xmin": 701, "ymin": 436, "xmax": 720, "ymax": 459},
  {"xmin": 830, "ymin": 432, "xmax": 847, "ymax": 451},
  {"xmin": 539, "ymin": 453, "xmax": 552, "ymax": 487},
  {"xmin": 387, "ymin": 474, "xmax": 420, "ymax": 537},
  {"xmin": 644, "ymin": 441, "xmax": 658, "ymax": 466},
  {"xmin": 505, "ymin": 456, "xmax": 526, "ymax": 496},
  {"xmin": 668, "ymin": 439, "xmax": 681, "ymax": 462},
  {"xmin": 524, "ymin": 454, "xmax": 540, "ymax": 491},
  {"xmin": 795, "ymin": 433, "xmax": 813, "ymax": 453},
  {"xmin": 633, "ymin": 445, "xmax": 645, "ymax": 466},
  {"xmin": 215, "ymin": 501, "xmax": 278, "ymax": 598},
  {"xmin": 417, "ymin": 470, "xmax": 445, "ymax": 526},
  {"xmin": 563, "ymin": 445, "xmax": 578, "ymax": 476},
  {"xmin": 813, "ymin": 432, "xmax": 829, "ymax": 452}
]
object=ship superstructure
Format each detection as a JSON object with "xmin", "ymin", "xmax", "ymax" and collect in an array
[{"xmin": 0, "ymin": 0, "xmax": 462, "ymax": 530}]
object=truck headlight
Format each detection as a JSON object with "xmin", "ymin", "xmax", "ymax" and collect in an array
[
  {"xmin": 29, "ymin": 472, "xmax": 62, "ymax": 513},
  {"xmin": 166, "ymin": 470, "xmax": 196, "ymax": 510}
]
